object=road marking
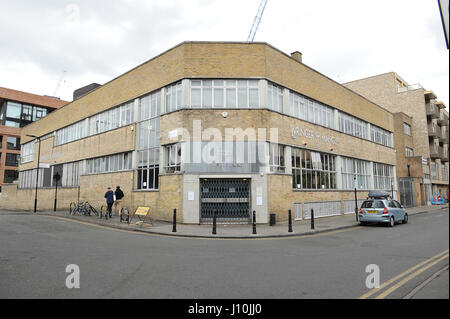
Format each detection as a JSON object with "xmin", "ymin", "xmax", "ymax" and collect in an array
[
  {"xmin": 403, "ymin": 264, "xmax": 449, "ymax": 299},
  {"xmin": 375, "ymin": 254, "xmax": 449, "ymax": 299},
  {"xmin": 358, "ymin": 249, "xmax": 449, "ymax": 299},
  {"xmin": 39, "ymin": 214, "xmax": 361, "ymax": 241}
]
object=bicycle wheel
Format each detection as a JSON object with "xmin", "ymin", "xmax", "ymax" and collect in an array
[{"xmin": 89, "ymin": 204, "xmax": 99, "ymax": 216}]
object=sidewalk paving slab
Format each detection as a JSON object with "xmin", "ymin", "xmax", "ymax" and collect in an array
[{"xmin": 1, "ymin": 204, "xmax": 447, "ymax": 239}]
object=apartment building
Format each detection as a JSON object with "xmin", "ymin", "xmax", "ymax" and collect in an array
[
  {"xmin": 0, "ymin": 87, "xmax": 67, "ymax": 191},
  {"xmin": 345, "ymin": 72, "xmax": 449, "ymax": 206},
  {"xmin": 0, "ymin": 42, "xmax": 398, "ymax": 224}
]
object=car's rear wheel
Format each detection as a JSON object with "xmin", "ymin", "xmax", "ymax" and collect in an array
[
  {"xmin": 388, "ymin": 216, "xmax": 395, "ymax": 227},
  {"xmin": 403, "ymin": 213, "xmax": 408, "ymax": 224}
]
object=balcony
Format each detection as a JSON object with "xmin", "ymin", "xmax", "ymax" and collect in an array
[
  {"xmin": 397, "ymin": 83, "xmax": 423, "ymax": 93},
  {"xmin": 428, "ymin": 123, "xmax": 441, "ymax": 138},
  {"xmin": 426, "ymin": 102, "xmax": 440, "ymax": 119},
  {"xmin": 437, "ymin": 112, "xmax": 449, "ymax": 126},
  {"xmin": 442, "ymin": 148, "xmax": 449, "ymax": 162},
  {"xmin": 430, "ymin": 144, "xmax": 443, "ymax": 159},
  {"xmin": 440, "ymin": 127, "xmax": 449, "ymax": 144}
]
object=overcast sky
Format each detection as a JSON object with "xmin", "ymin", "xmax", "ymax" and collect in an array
[{"xmin": 0, "ymin": 0, "xmax": 448, "ymax": 109}]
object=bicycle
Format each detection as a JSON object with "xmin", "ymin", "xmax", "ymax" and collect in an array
[{"xmin": 70, "ymin": 201, "xmax": 99, "ymax": 217}]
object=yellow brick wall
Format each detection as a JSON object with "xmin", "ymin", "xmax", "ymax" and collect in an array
[
  {"xmin": 161, "ymin": 109, "xmax": 396, "ymax": 165},
  {"xmin": 22, "ymin": 42, "xmax": 394, "ymax": 144},
  {"xmin": 21, "ymin": 125, "xmax": 136, "ymax": 170}
]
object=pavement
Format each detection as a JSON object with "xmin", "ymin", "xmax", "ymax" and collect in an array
[{"xmin": 2, "ymin": 203, "xmax": 447, "ymax": 239}]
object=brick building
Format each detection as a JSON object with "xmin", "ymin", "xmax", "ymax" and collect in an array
[
  {"xmin": 345, "ymin": 72, "xmax": 449, "ymax": 205},
  {"xmin": 0, "ymin": 42, "xmax": 399, "ymax": 223},
  {"xmin": 0, "ymin": 87, "xmax": 67, "ymax": 191}
]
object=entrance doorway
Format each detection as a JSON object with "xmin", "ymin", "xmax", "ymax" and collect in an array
[
  {"xmin": 399, "ymin": 178, "xmax": 415, "ymax": 207},
  {"xmin": 200, "ymin": 178, "xmax": 250, "ymax": 223}
]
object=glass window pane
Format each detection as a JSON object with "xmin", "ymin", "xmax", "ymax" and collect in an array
[{"xmin": 226, "ymin": 88, "xmax": 236, "ymax": 108}]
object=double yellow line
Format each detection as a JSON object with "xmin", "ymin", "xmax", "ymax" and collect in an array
[{"xmin": 358, "ymin": 249, "xmax": 449, "ymax": 299}]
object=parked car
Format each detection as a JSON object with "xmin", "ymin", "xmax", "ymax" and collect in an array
[
  {"xmin": 359, "ymin": 191, "xmax": 408, "ymax": 227},
  {"xmin": 431, "ymin": 195, "xmax": 445, "ymax": 205}
]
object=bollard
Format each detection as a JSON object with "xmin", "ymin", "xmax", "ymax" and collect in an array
[
  {"xmin": 172, "ymin": 208, "xmax": 177, "ymax": 232},
  {"xmin": 311, "ymin": 208, "xmax": 315, "ymax": 230},
  {"xmin": 212, "ymin": 210, "xmax": 217, "ymax": 235},
  {"xmin": 252, "ymin": 210, "xmax": 257, "ymax": 234},
  {"xmin": 288, "ymin": 209, "xmax": 293, "ymax": 233}
]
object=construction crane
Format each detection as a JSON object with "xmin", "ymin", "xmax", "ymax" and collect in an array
[
  {"xmin": 53, "ymin": 70, "xmax": 67, "ymax": 97},
  {"xmin": 247, "ymin": 0, "xmax": 268, "ymax": 42}
]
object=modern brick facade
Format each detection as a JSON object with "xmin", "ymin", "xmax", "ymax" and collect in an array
[
  {"xmin": 345, "ymin": 72, "xmax": 449, "ymax": 204},
  {"xmin": 0, "ymin": 87, "xmax": 67, "ymax": 191},
  {"xmin": 0, "ymin": 42, "xmax": 399, "ymax": 224}
]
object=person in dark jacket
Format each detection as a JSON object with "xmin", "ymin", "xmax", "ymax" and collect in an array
[
  {"xmin": 104, "ymin": 187, "xmax": 114, "ymax": 218},
  {"xmin": 114, "ymin": 186, "xmax": 124, "ymax": 216}
]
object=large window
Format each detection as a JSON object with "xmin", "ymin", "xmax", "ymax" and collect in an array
[
  {"xmin": 4, "ymin": 170, "xmax": 19, "ymax": 183},
  {"xmin": 21, "ymin": 141, "xmax": 35, "ymax": 163},
  {"xmin": 403, "ymin": 123, "xmax": 411, "ymax": 136},
  {"xmin": 5, "ymin": 153, "xmax": 19, "ymax": 167},
  {"xmin": 405, "ymin": 147, "xmax": 414, "ymax": 157},
  {"xmin": 86, "ymin": 152, "xmax": 132, "ymax": 175},
  {"xmin": 137, "ymin": 148, "xmax": 160, "ymax": 190},
  {"xmin": 338, "ymin": 112, "xmax": 368, "ymax": 139},
  {"xmin": 7, "ymin": 136, "xmax": 20, "ymax": 150},
  {"xmin": 292, "ymin": 148, "xmax": 336, "ymax": 190},
  {"xmin": 165, "ymin": 143, "xmax": 181, "ymax": 173},
  {"xmin": 55, "ymin": 120, "xmax": 86, "ymax": 146},
  {"xmin": 370, "ymin": 125, "xmax": 393, "ymax": 147},
  {"xmin": 341, "ymin": 157, "xmax": 371, "ymax": 190},
  {"xmin": 19, "ymin": 162, "xmax": 81, "ymax": 188},
  {"xmin": 442, "ymin": 166, "xmax": 448, "ymax": 181},
  {"xmin": 267, "ymin": 82, "xmax": 283, "ymax": 112},
  {"xmin": 88, "ymin": 102, "xmax": 133, "ymax": 137},
  {"xmin": 4, "ymin": 102, "xmax": 49, "ymax": 127},
  {"xmin": 140, "ymin": 91, "xmax": 161, "ymax": 120},
  {"xmin": 191, "ymin": 80, "xmax": 259, "ymax": 108},
  {"xmin": 430, "ymin": 162, "xmax": 437, "ymax": 180},
  {"xmin": 373, "ymin": 162, "xmax": 394, "ymax": 190},
  {"xmin": 21, "ymin": 105, "xmax": 33, "ymax": 121},
  {"xmin": 5, "ymin": 102, "xmax": 21, "ymax": 119},
  {"xmin": 166, "ymin": 82, "xmax": 182, "ymax": 112},
  {"xmin": 33, "ymin": 107, "xmax": 47, "ymax": 121},
  {"xmin": 137, "ymin": 91, "xmax": 161, "ymax": 190},
  {"xmin": 291, "ymin": 91, "xmax": 334, "ymax": 129},
  {"xmin": 269, "ymin": 144, "xmax": 285, "ymax": 173}
]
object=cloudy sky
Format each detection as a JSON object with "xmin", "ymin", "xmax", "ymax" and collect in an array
[{"xmin": 0, "ymin": 0, "xmax": 448, "ymax": 109}]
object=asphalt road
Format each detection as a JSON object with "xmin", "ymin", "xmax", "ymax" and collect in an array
[{"xmin": 0, "ymin": 207, "xmax": 448, "ymax": 299}]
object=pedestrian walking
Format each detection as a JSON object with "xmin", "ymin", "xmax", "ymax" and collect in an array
[
  {"xmin": 104, "ymin": 187, "xmax": 114, "ymax": 218},
  {"xmin": 114, "ymin": 186, "xmax": 124, "ymax": 216}
]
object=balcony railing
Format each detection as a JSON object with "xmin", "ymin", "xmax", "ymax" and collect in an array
[
  {"xmin": 440, "ymin": 127, "xmax": 449, "ymax": 144},
  {"xmin": 397, "ymin": 83, "xmax": 423, "ymax": 93},
  {"xmin": 426, "ymin": 102, "xmax": 440, "ymax": 119},
  {"xmin": 437, "ymin": 113, "xmax": 449, "ymax": 126},
  {"xmin": 442, "ymin": 148, "xmax": 449, "ymax": 163},
  {"xmin": 430, "ymin": 144, "xmax": 443, "ymax": 159},
  {"xmin": 428, "ymin": 123, "xmax": 441, "ymax": 138}
]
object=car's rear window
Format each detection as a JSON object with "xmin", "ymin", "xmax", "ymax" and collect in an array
[{"xmin": 361, "ymin": 200, "xmax": 385, "ymax": 208}]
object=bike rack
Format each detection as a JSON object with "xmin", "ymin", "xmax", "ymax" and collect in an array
[
  {"xmin": 120, "ymin": 208, "xmax": 130, "ymax": 224},
  {"xmin": 69, "ymin": 202, "xmax": 75, "ymax": 215},
  {"xmin": 100, "ymin": 205, "xmax": 107, "ymax": 219}
]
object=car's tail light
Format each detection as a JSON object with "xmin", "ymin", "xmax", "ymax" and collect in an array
[
  {"xmin": 359, "ymin": 208, "xmax": 363, "ymax": 214},
  {"xmin": 382, "ymin": 207, "xmax": 389, "ymax": 215}
]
